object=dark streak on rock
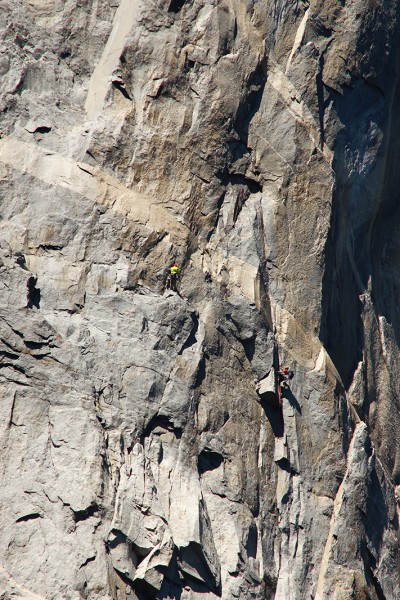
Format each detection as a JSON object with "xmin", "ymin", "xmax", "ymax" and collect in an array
[
  {"xmin": 72, "ymin": 502, "xmax": 100, "ymax": 523},
  {"xmin": 16, "ymin": 513, "xmax": 42, "ymax": 523},
  {"xmin": 168, "ymin": 0, "xmax": 187, "ymax": 13},
  {"xmin": 178, "ymin": 312, "xmax": 199, "ymax": 354},
  {"xmin": 112, "ymin": 80, "xmax": 132, "ymax": 100},
  {"xmin": 80, "ymin": 555, "xmax": 96, "ymax": 569},
  {"xmin": 198, "ymin": 449, "xmax": 224, "ymax": 474}
]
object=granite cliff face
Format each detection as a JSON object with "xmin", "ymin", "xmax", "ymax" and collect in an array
[{"xmin": 1, "ymin": 1, "xmax": 400, "ymax": 599}]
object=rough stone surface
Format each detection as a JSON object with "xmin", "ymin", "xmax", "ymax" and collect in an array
[{"xmin": 1, "ymin": 0, "xmax": 400, "ymax": 598}]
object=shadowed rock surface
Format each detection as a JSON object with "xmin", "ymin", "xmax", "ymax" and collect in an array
[{"xmin": 1, "ymin": 1, "xmax": 400, "ymax": 598}]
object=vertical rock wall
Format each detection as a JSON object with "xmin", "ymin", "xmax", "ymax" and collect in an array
[{"xmin": 1, "ymin": 1, "xmax": 400, "ymax": 598}]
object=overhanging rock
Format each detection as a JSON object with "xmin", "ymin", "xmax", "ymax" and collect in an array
[{"xmin": 257, "ymin": 369, "xmax": 279, "ymax": 406}]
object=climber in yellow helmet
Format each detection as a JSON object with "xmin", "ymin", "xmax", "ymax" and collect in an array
[{"xmin": 167, "ymin": 263, "xmax": 180, "ymax": 292}]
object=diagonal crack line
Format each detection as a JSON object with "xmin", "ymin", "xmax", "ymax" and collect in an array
[{"xmin": 0, "ymin": 136, "xmax": 188, "ymax": 242}]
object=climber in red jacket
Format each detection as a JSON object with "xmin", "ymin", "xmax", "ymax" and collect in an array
[{"xmin": 277, "ymin": 366, "xmax": 294, "ymax": 389}]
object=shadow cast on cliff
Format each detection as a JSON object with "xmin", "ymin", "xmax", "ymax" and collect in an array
[
  {"xmin": 359, "ymin": 465, "xmax": 390, "ymax": 600},
  {"xmin": 320, "ymin": 82, "xmax": 382, "ymax": 389},
  {"xmin": 260, "ymin": 397, "xmax": 284, "ymax": 438},
  {"xmin": 281, "ymin": 387, "xmax": 302, "ymax": 414}
]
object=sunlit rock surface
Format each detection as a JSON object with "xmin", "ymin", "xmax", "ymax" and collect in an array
[{"xmin": 1, "ymin": 0, "xmax": 400, "ymax": 598}]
